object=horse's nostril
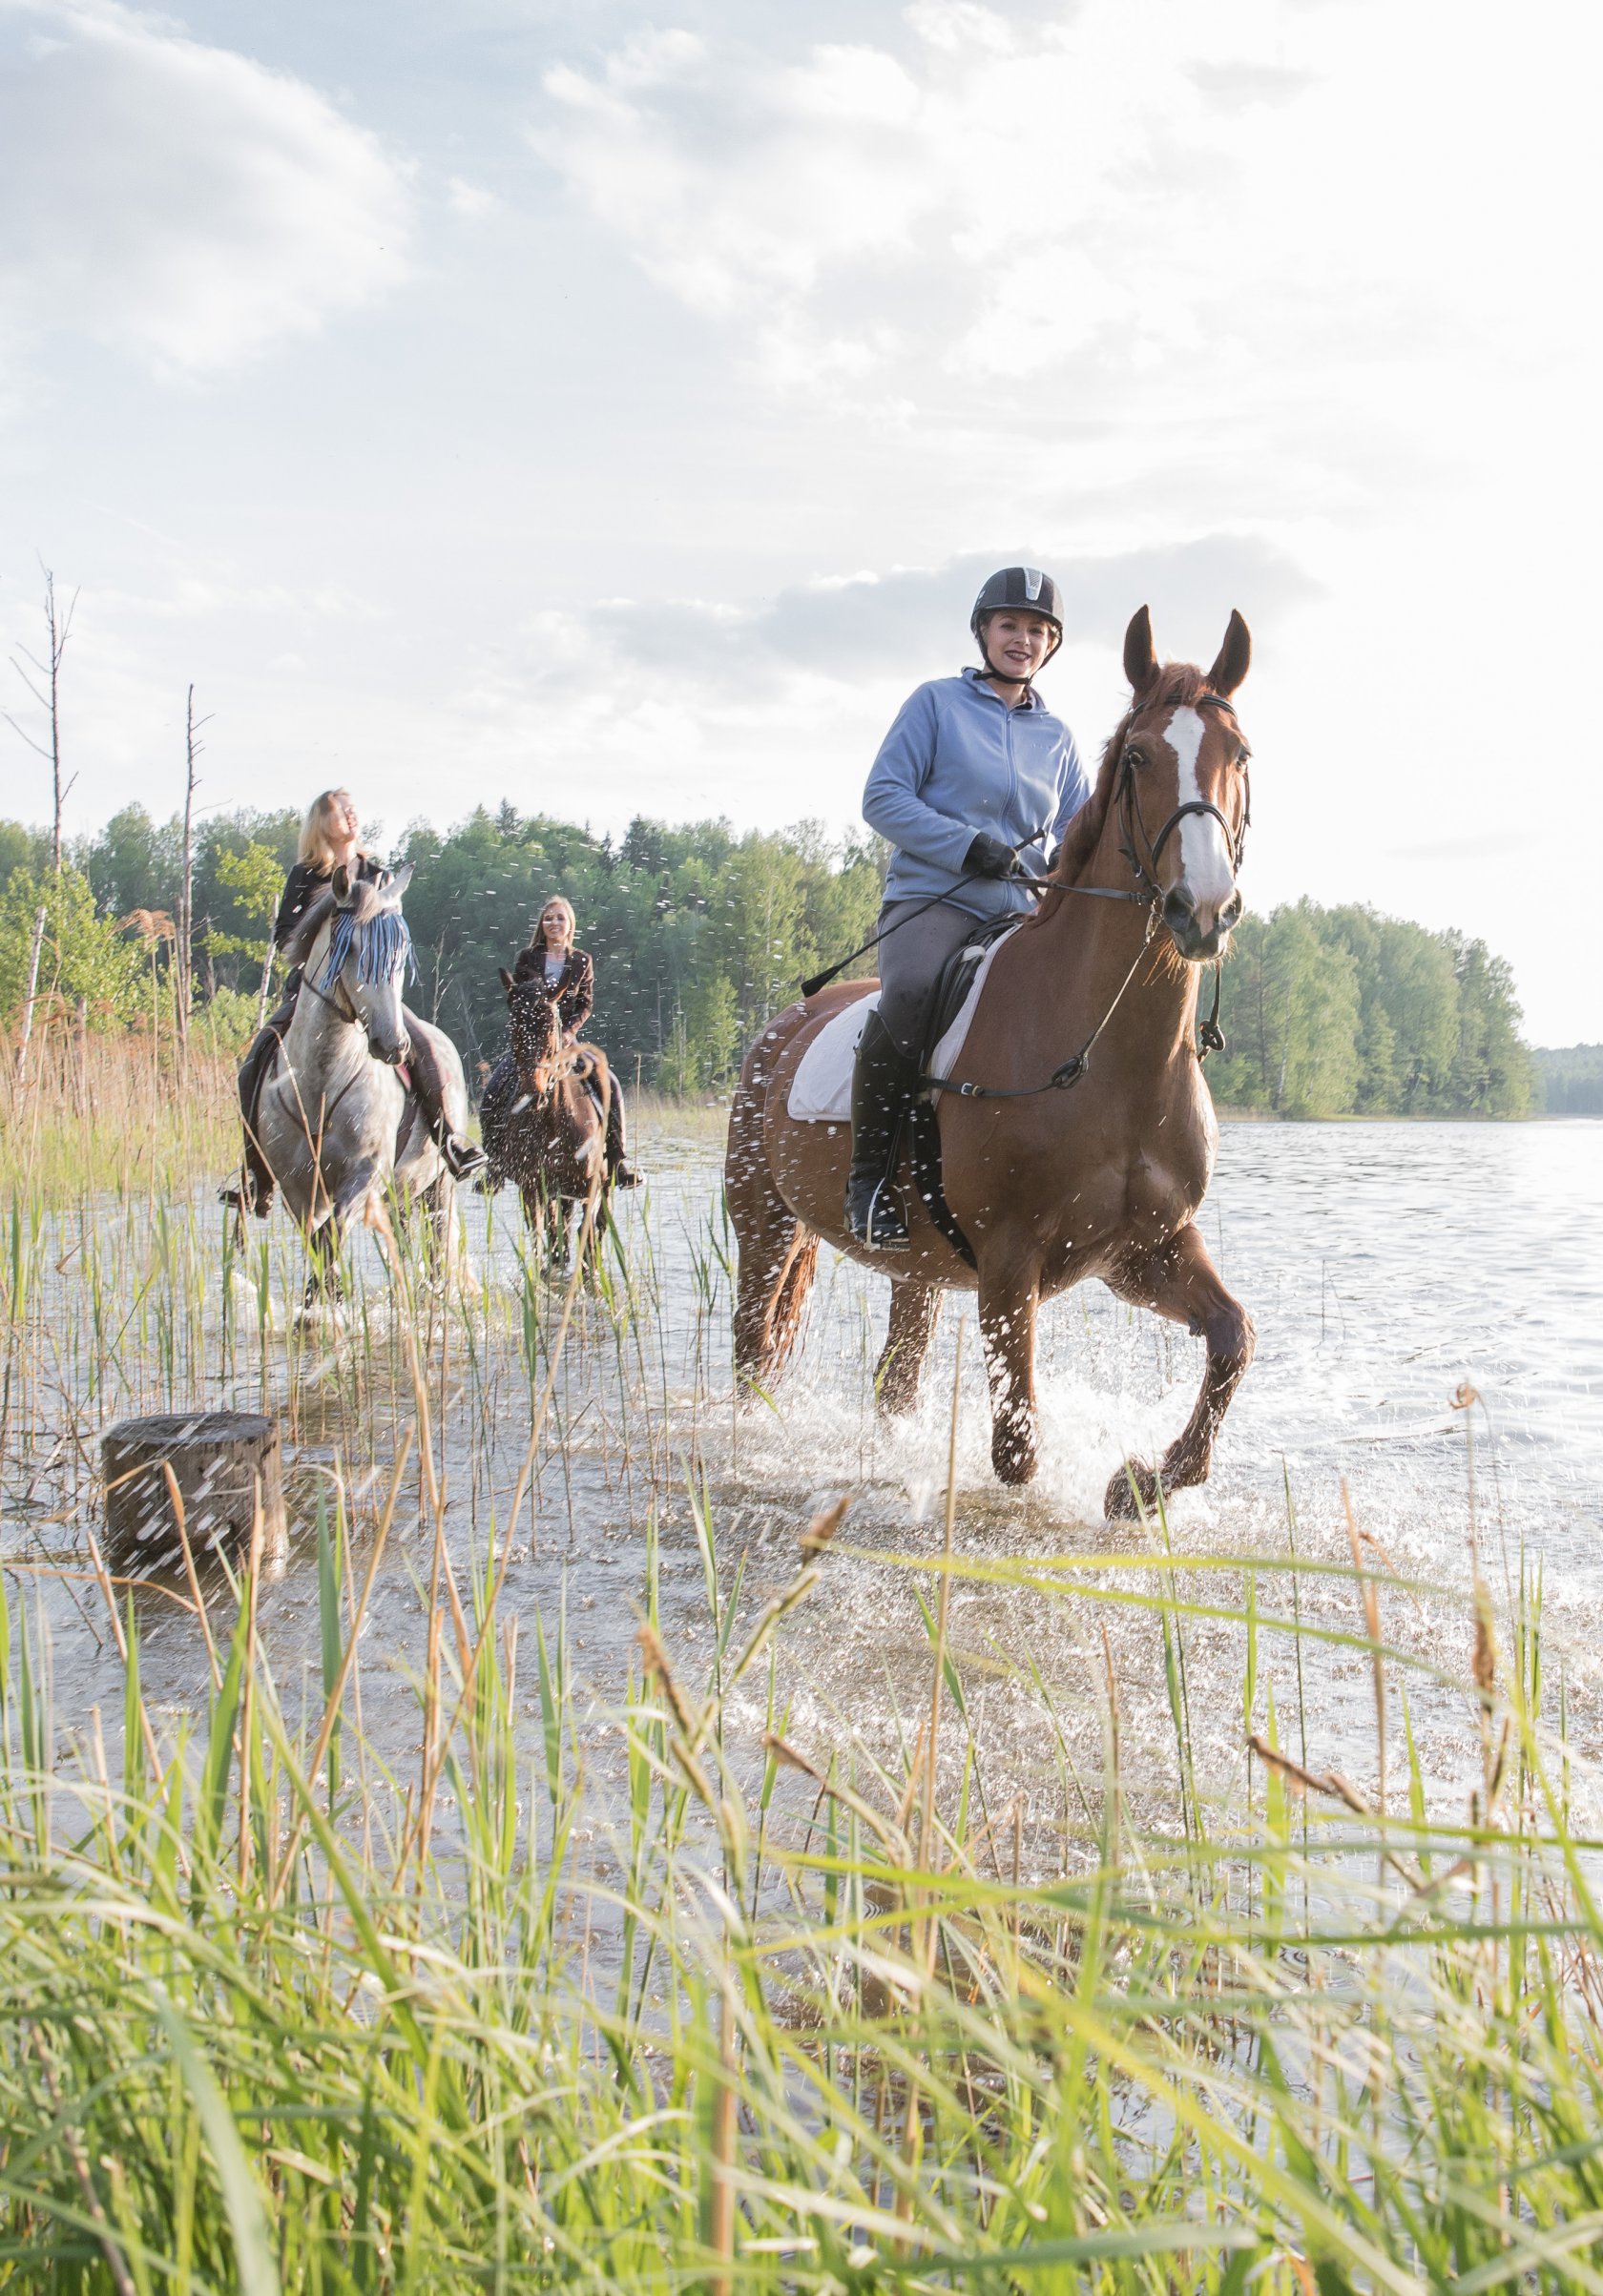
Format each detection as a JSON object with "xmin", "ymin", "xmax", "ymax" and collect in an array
[{"xmin": 1163, "ymin": 887, "xmax": 1197, "ymax": 932}]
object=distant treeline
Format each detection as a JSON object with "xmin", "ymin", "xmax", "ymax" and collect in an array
[
  {"xmin": 0, "ymin": 805, "xmax": 1556, "ymax": 1117},
  {"xmin": 1205, "ymin": 900, "xmax": 1535, "ymax": 1118},
  {"xmin": 1532, "ymin": 1044, "xmax": 1603, "ymax": 1115}
]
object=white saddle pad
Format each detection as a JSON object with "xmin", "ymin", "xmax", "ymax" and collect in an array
[{"xmin": 785, "ymin": 926, "xmax": 1020, "ymax": 1123}]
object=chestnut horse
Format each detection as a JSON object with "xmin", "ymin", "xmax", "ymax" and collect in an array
[
  {"xmin": 725, "ymin": 607, "xmax": 1257, "ymax": 1516},
  {"xmin": 482, "ymin": 969, "xmax": 615, "ymax": 1272}
]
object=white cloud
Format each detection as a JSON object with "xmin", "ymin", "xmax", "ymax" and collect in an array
[{"xmin": 0, "ymin": 0, "xmax": 412, "ymax": 376}]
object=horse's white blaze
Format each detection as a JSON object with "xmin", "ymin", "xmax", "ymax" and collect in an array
[{"xmin": 1165, "ymin": 705, "xmax": 1235, "ymax": 909}]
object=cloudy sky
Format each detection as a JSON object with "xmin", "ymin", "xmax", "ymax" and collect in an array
[{"xmin": 2, "ymin": 0, "xmax": 1597, "ymax": 1041}]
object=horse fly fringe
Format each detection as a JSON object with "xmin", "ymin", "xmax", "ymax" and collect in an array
[{"xmin": 320, "ymin": 902, "xmax": 415, "ymax": 992}]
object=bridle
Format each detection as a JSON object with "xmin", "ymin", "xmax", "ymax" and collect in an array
[
  {"xmin": 510, "ymin": 985, "xmax": 570, "ymax": 1107},
  {"xmin": 1115, "ymin": 689, "xmax": 1252, "ymax": 904},
  {"xmin": 920, "ymin": 687, "xmax": 1251, "ymax": 1099},
  {"xmin": 1051, "ymin": 689, "xmax": 1251, "ymax": 910}
]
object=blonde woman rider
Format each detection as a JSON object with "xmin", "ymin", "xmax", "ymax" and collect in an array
[
  {"xmin": 229, "ymin": 789, "xmax": 485, "ymax": 1214},
  {"xmin": 481, "ymin": 893, "xmax": 640, "ymax": 1189}
]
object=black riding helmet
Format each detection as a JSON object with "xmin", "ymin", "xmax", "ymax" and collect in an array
[{"xmin": 970, "ymin": 566, "xmax": 1065, "ymax": 684}]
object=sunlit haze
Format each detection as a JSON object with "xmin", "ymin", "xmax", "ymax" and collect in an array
[{"xmin": 2, "ymin": 0, "xmax": 1597, "ymax": 1041}]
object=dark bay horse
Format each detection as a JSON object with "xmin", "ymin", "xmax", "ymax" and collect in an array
[
  {"xmin": 482, "ymin": 968, "xmax": 615, "ymax": 1272},
  {"xmin": 725, "ymin": 607, "xmax": 1257, "ymax": 1516}
]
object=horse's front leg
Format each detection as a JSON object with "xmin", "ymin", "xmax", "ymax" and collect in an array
[
  {"xmin": 1103, "ymin": 1221, "xmax": 1256, "ymax": 1520},
  {"xmin": 875, "ymin": 1279, "xmax": 942, "ymax": 1417},
  {"xmin": 303, "ymin": 1211, "xmax": 347, "ymax": 1311},
  {"xmin": 977, "ymin": 1244, "xmax": 1041, "ymax": 1485}
]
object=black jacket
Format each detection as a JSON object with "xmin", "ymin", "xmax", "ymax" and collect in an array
[
  {"xmin": 273, "ymin": 854, "xmax": 381, "ymax": 950},
  {"xmin": 510, "ymin": 944, "xmax": 594, "ymax": 1037}
]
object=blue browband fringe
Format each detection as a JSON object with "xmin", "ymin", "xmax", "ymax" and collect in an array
[{"xmin": 320, "ymin": 902, "xmax": 415, "ymax": 993}]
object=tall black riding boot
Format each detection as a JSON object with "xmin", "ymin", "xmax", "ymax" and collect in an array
[
  {"xmin": 228, "ymin": 1013, "xmax": 288, "ymax": 1215},
  {"xmin": 603, "ymin": 1075, "xmax": 641, "ymax": 1188},
  {"xmin": 844, "ymin": 1009, "xmax": 920, "ymax": 1251},
  {"xmin": 403, "ymin": 1025, "xmax": 488, "ymax": 1182}
]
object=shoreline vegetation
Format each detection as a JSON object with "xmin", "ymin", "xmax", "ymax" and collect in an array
[
  {"xmin": 2, "ymin": 1024, "xmax": 1601, "ymax": 2287},
  {"xmin": 2, "ymin": 801, "xmax": 1555, "ymax": 1122}
]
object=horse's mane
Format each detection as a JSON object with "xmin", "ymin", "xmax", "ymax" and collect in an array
[
  {"xmin": 1050, "ymin": 663, "xmax": 1212, "ymax": 886},
  {"xmin": 508, "ymin": 973, "xmax": 559, "ymax": 1065},
  {"xmin": 281, "ymin": 887, "xmax": 335, "ymax": 968}
]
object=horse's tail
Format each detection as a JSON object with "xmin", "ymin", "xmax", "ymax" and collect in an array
[{"xmin": 767, "ymin": 1231, "xmax": 820, "ymax": 1376}]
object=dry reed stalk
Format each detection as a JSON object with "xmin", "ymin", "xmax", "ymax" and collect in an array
[
  {"xmin": 1342, "ymin": 1480, "xmax": 1386, "ymax": 1822},
  {"xmin": 1248, "ymin": 1732, "xmax": 1420, "ymax": 1892},
  {"xmin": 81, "ymin": 1529, "xmax": 128, "ymax": 1665},
  {"xmin": 760, "ymin": 1734, "xmax": 908, "ymax": 1865},
  {"xmin": 86, "ymin": 1706, "xmax": 124, "ymax": 1885},
  {"xmin": 799, "ymin": 1493, "xmax": 851, "ymax": 1553},
  {"xmin": 162, "ymin": 1460, "xmax": 221, "ymax": 1691},
  {"xmin": 706, "ymin": 1981, "xmax": 738, "ymax": 2296},
  {"xmin": 267, "ymin": 1431, "xmax": 412, "ymax": 1911},
  {"xmin": 898, "ymin": 1319, "xmax": 964, "ymax": 2244},
  {"xmin": 31, "ymin": 2036, "xmax": 137, "ymax": 2296},
  {"xmin": 237, "ymin": 1482, "xmax": 265, "ymax": 1890},
  {"xmin": 637, "ymin": 1623, "xmax": 718, "ymax": 1810},
  {"xmin": 451, "ymin": 1162, "xmax": 604, "ymax": 1715},
  {"xmin": 1100, "ymin": 1616, "xmax": 1123, "ymax": 1864}
]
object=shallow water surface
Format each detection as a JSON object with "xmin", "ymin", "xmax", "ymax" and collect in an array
[{"xmin": 8, "ymin": 1114, "xmax": 1601, "ymax": 1851}]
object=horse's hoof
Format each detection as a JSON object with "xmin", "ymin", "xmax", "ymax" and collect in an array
[
  {"xmin": 1104, "ymin": 1460, "xmax": 1154, "ymax": 1520},
  {"xmin": 991, "ymin": 1429, "xmax": 1038, "ymax": 1485}
]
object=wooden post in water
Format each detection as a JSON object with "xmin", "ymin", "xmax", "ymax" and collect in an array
[{"xmin": 102, "ymin": 1410, "xmax": 287, "ymax": 1574}]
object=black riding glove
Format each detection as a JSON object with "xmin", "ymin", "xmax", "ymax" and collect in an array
[{"xmin": 964, "ymin": 833, "xmax": 1015, "ymax": 879}]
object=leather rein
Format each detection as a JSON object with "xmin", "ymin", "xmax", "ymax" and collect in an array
[{"xmin": 920, "ymin": 690, "xmax": 1251, "ymax": 1101}]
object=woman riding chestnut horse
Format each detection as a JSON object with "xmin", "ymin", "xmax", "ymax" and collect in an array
[
  {"xmin": 726, "ymin": 584, "xmax": 1257, "ymax": 1517},
  {"xmin": 847, "ymin": 567, "xmax": 1090, "ymax": 1248}
]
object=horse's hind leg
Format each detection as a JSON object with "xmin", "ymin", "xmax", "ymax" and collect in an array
[
  {"xmin": 1103, "ymin": 1222, "xmax": 1256, "ymax": 1520},
  {"xmin": 875, "ymin": 1280, "xmax": 942, "ymax": 1417}
]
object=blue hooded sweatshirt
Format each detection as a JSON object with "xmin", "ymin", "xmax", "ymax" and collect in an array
[{"xmin": 863, "ymin": 668, "xmax": 1090, "ymax": 920}]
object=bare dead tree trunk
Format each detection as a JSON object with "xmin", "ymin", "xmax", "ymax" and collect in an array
[
  {"xmin": 176, "ymin": 684, "xmax": 209, "ymax": 1079},
  {"xmin": 5, "ymin": 567, "xmax": 78, "ymax": 876},
  {"xmin": 15, "ymin": 901, "xmax": 48, "ymax": 1091}
]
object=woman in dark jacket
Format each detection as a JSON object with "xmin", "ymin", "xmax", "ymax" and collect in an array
[
  {"xmin": 484, "ymin": 895, "xmax": 639, "ymax": 1188},
  {"xmin": 228, "ymin": 789, "xmax": 485, "ymax": 1214}
]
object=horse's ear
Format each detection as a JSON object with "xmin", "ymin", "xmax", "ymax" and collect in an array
[
  {"xmin": 1123, "ymin": 606, "xmax": 1157, "ymax": 697},
  {"xmin": 331, "ymin": 863, "xmax": 351, "ymax": 900},
  {"xmin": 387, "ymin": 861, "xmax": 414, "ymax": 899},
  {"xmin": 499, "ymin": 967, "xmax": 515, "ymax": 999},
  {"xmin": 1206, "ymin": 609, "xmax": 1251, "ymax": 696}
]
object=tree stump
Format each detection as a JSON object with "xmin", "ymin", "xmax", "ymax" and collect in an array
[{"xmin": 101, "ymin": 1411, "xmax": 288, "ymax": 1575}]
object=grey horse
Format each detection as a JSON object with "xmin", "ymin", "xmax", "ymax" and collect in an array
[{"xmin": 254, "ymin": 863, "xmax": 470, "ymax": 1307}]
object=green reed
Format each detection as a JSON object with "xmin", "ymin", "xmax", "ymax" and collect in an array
[
  {"xmin": 4, "ymin": 1469, "xmax": 1600, "ymax": 2290},
  {"xmin": 2, "ymin": 1055, "xmax": 1601, "ymax": 2287}
]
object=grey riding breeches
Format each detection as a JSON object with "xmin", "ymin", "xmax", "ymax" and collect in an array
[{"xmin": 873, "ymin": 899, "xmax": 985, "ymax": 1061}]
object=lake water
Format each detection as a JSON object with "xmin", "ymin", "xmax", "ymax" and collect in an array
[{"xmin": 11, "ymin": 1115, "xmax": 1602, "ymax": 1850}]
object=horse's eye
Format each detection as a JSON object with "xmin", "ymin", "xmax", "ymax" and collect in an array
[{"xmin": 1126, "ymin": 746, "xmax": 1146, "ymax": 769}]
